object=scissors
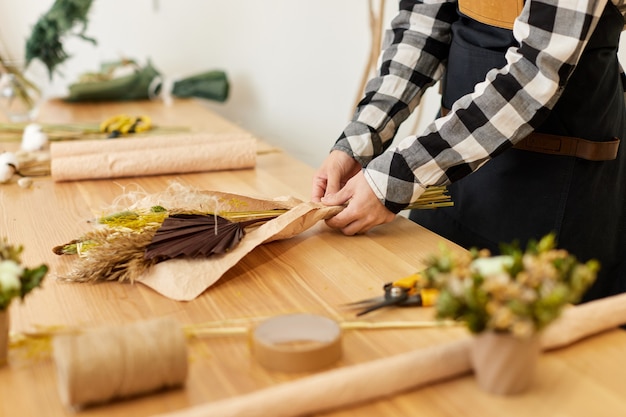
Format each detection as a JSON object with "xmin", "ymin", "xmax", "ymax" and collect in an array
[{"xmin": 344, "ymin": 273, "xmax": 438, "ymax": 316}]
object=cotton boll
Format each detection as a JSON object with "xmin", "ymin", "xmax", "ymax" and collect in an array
[
  {"xmin": 0, "ymin": 165, "xmax": 14, "ymax": 183},
  {"xmin": 21, "ymin": 123, "xmax": 49, "ymax": 151},
  {"xmin": 17, "ymin": 177, "xmax": 33, "ymax": 189},
  {"xmin": 0, "ymin": 152, "xmax": 18, "ymax": 183}
]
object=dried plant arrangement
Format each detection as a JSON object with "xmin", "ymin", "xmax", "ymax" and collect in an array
[
  {"xmin": 420, "ymin": 233, "xmax": 599, "ymax": 337},
  {"xmin": 52, "ymin": 183, "xmax": 298, "ymax": 283},
  {"xmin": 52, "ymin": 182, "xmax": 452, "ymax": 288}
]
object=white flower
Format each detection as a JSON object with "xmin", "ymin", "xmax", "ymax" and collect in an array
[
  {"xmin": 471, "ymin": 255, "xmax": 514, "ymax": 277},
  {"xmin": 0, "ymin": 152, "xmax": 18, "ymax": 183},
  {"xmin": 0, "ymin": 259, "xmax": 23, "ymax": 291},
  {"xmin": 21, "ymin": 123, "xmax": 49, "ymax": 152},
  {"xmin": 446, "ymin": 276, "xmax": 466, "ymax": 297}
]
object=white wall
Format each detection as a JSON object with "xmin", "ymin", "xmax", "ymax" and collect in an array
[
  {"xmin": 0, "ymin": 0, "xmax": 441, "ymax": 168},
  {"xmin": 1, "ymin": 1, "xmax": 624, "ymax": 169}
]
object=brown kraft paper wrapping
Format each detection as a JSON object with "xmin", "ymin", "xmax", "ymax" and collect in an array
[
  {"xmin": 53, "ymin": 317, "xmax": 188, "ymax": 408},
  {"xmin": 50, "ymin": 133, "xmax": 257, "ymax": 181},
  {"xmin": 138, "ymin": 202, "xmax": 344, "ymax": 301},
  {"xmin": 152, "ymin": 293, "xmax": 626, "ymax": 417}
]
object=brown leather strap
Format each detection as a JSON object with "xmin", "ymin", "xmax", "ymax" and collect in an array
[
  {"xmin": 513, "ymin": 133, "xmax": 619, "ymax": 161},
  {"xmin": 458, "ymin": 0, "xmax": 524, "ymax": 30},
  {"xmin": 440, "ymin": 108, "xmax": 620, "ymax": 161}
]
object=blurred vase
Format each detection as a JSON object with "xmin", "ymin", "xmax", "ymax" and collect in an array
[
  {"xmin": 471, "ymin": 331, "xmax": 541, "ymax": 395},
  {"xmin": 0, "ymin": 309, "xmax": 8, "ymax": 366},
  {"xmin": 0, "ymin": 60, "xmax": 47, "ymax": 122}
]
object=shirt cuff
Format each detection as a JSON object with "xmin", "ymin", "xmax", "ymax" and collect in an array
[{"xmin": 363, "ymin": 162, "xmax": 427, "ymax": 214}]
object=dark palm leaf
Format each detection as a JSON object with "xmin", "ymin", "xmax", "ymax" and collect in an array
[{"xmin": 144, "ymin": 214, "xmax": 261, "ymax": 261}]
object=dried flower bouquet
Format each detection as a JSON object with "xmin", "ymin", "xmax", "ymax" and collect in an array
[{"xmin": 421, "ymin": 234, "xmax": 599, "ymax": 338}]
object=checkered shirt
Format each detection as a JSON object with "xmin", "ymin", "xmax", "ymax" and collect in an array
[{"xmin": 332, "ymin": 0, "xmax": 626, "ymax": 213}]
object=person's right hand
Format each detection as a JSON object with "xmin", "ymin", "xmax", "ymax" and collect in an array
[{"xmin": 311, "ymin": 150, "xmax": 362, "ymax": 202}]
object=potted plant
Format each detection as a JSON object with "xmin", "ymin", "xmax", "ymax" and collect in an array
[
  {"xmin": 0, "ymin": 238, "xmax": 48, "ymax": 365},
  {"xmin": 0, "ymin": 0, "xmax": 95, "ymax": 121},
  {"xmin": 421, "ymin": 233, "xmax": 598, "ymax": 395}
]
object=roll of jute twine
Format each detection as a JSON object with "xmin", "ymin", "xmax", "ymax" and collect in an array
[{"xmin": 52, "ymin": 317, "xmax": 188, "ymax": 408}]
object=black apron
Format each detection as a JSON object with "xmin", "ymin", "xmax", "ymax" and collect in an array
[{"xmin": 409, "ymin": 2, "xmax": 626, "ymax": 302}]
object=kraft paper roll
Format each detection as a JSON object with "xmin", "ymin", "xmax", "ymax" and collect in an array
[
  {"xmin": 251, "ymin": 314, "xmax": 342, "ymax": 372},
  {"xmin": 53, "ymin": 317, "xmax": 188, "ymax": 408},
  {"xmin": 50, "ymin": 133, "xmax": 256, "ymax": 181},
  {"xmin": 153, "ymin": 293, "xmax": 626, "ymax": 417}
]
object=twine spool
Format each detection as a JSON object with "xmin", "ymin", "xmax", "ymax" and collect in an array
[{"xmin": 53, "ymin": 317, "xmax": 188, "ymax": 407}]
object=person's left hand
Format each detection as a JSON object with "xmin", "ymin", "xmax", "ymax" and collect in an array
[{"xmin": 320, "ymin": 171, "xmax": 395, "ymax": 235}]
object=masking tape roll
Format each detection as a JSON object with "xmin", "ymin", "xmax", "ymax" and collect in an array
[{"xmin": 251, "ymin": 314, "xmax": 342, "ymax": 372}]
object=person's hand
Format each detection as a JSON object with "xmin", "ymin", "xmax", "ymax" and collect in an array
[
  {"xmin": 320, "ymin": 171, "xmax": 395, "ymax": 235},
  {"xmin": 311, "ymin": 150, "xmax": 362, "ymax": 202}
]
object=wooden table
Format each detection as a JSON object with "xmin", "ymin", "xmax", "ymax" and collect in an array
[{"xmin": 1, "ymin": 99, "xmax": 625, "ymax": 417}]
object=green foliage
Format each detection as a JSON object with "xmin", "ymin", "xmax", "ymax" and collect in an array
[
  {"xmin": 19, "ymin": 265, "xmax": 48, "ymax": 300},
  {"xmin": 25, "ymin": 0, "xmax": 96, "ymax": 79}
]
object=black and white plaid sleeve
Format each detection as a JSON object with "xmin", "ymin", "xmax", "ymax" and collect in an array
[
  {"xmin": 332, "ymin": 0, "xmax": 457, "ymax": 165},
  {"xmin": 333, "ymin": 0, "xmax": 615, "ymax": 213}
]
